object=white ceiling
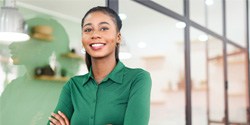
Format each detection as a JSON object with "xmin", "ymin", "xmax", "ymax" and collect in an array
[{"xmin": 17, "ymin": 0, "xmax": 105, "ymax": 22}]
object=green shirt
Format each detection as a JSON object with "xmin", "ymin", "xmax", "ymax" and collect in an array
[{"xmin": 51, "ymin": 61, "xmax": 152, "ymax": 125}]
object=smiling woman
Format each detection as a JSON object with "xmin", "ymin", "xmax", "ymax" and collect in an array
[{"xmin": 48, "ymin": 6, "xmax": 152, "ymax": 125}]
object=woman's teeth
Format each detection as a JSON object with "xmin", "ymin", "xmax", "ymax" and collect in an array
[{"xmin": 91, "ymin": 43, "xmax": 105, "ymax": 47}]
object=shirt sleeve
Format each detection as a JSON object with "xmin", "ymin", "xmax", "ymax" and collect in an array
[
  {"xmin": 47, "ymin": 80, "xmax": 74, "ymax": 124},
  {"xmin": 124, "ymin": 70, "xmax": 152, "ymax": 125}
]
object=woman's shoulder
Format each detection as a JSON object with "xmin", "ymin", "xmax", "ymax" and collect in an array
[
  {"xmin": 124, "ymin": 66, "xmax": 150, "ymax": 78},
  {"xmin": 63, "ymin": 73, "xmax": 89, "ymax": 86},
  {"xmin": 123, "ymin": 66, "xmax": 152, "ymax": 87},
  {"xmin": 70, "ymin": 74, "xmax": 87, "ymax": 80}
]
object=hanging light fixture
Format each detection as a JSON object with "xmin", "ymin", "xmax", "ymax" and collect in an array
[{"xmin": 0, "ymin": 0, "xmax": 30, "ymax": 42}]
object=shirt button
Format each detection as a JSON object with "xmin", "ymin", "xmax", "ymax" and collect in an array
[{"xmin": 91, "ymin": 116, "xmax": 94, "ymax": 119}]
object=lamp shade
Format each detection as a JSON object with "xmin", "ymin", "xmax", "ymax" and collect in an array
[{"xmin": 0, "ymin": 6, "xmax": 30, "ymax": 42}]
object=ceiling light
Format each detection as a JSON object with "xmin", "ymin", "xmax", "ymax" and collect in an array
[
  {"xmin": 137, "ymin": 42, "xmax": 147, "ymax": 48},
  {"xmin": 205, "ymin": 0, "xmax": 214, "ymax": 6},
  {"xmin": 175, "ymin": 22, "xmax": 186, "ymax": 29},
  {"xmin": 119, "ymin": 13, "xmax": 127, "ymax": 20},
  {"xmin": 198, "ymin": 34, "xmax": 208, "ymax": 41},
  {"xmin": 0, "ymin": 0, "xmax": 30, "ymax": 42}
]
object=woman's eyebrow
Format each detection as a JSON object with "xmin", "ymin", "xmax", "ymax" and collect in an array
[
  {"xmin": 99, "ymin": 22, "xmax": 110, "ymax": 26},
  {"xmin": 83, "ymin": 23, "xmax": 92, "ymax": 28},
  {"xmin": 83, "ymin": 22, "xmax": 110, "ymax": 28}
]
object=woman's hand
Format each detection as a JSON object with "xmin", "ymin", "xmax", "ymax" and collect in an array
[{"xmin": 49, "ymin": 111, "xmax": 69, "ymax": 125}]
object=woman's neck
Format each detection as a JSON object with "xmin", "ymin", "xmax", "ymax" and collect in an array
[{"xmin": 91, "ymin": 57, "xmax": 117, "ymax": 84}]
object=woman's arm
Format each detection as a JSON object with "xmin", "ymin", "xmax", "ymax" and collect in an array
[
  {"xmin": 49, "ymin": 111, "xmax": 70, "ymax": 125},
  {"xmin": 124, "ymin": 71, "xmax": 152, "ymax": 125}
]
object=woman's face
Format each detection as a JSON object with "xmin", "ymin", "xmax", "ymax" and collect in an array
[{"xmin": 82, "ymin": 11, "xmax": 121, "ymax": 60}]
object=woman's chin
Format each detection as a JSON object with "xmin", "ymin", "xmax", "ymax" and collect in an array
[
  {"xmin": 89, "ymin": 53, "xmax": 106, "ymax": 59},
  {"xmin": 91, "ymin": 56, "xmax": 105, "ymax": 60}
]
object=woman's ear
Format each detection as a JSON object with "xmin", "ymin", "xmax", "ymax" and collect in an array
[{"xmin": 117, "ymin": 32, "xmax": 121, "ymax": 44}]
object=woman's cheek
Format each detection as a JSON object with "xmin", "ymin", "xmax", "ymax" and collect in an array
[
  {"xmin": 81, "ymin": 39, "xmax": 88, "ymax": 48},
  {"xmin": 82, "ymin": 43, "xmax": 88, "ymax": 50}
]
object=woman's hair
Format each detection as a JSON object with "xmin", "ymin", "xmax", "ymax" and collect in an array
[{"xmin": 81, "ymin": 6, "xmax": 122, "ymax": 71}]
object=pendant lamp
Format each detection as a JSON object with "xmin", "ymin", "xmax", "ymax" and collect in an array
[{"xmin": 0, "ymin": 0, "xmax": 30, "ymax": 42}]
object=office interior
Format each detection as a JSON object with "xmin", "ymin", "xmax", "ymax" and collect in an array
[{"xmin": 0, "ymin": 0, "xmax": 249, "ymax": 125}]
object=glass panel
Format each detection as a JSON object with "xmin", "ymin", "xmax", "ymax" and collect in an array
[
  {"xmin": 207, "ymin": 37, "xmax": 225, "ymax": 123},
  {"xmin": 120, "ymin": 1, "xmax": 185, "ymax": 125},
  {"xmin": 190, "ymin": 27, "xmax": 208, "ymax": 125},
  {"xmin": 207, "ymin": 0, "xmax": 223, "ymax": 35},
  {"xmin": 152, "ymin": 0, "xmax": 183, "ymax": 15},
  {"xmin": 190, "ymin": 0, "xmax": 206, "ymax": 27},
  {"xmin": 227, "ymin": 44, "xmax": 248, "ymax": 124},
  {"xmin": 0, "ymin": 1, "xmax": 105, "ymax": 124},
  {"xmin": 226, "ymin": 0, "xmax": 246, "ymax": 47},
  {"xmin": 190, "ymin": 0, "xmax": 222, "ymax": 35}
]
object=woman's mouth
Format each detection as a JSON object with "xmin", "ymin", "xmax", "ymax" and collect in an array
[{"xmin": 90, "ymin": 43, "xmax": 106, "ymax": 50}]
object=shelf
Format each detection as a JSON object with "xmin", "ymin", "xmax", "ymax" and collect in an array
[
  {"xmin": 31, "ymin": 25, "xmax": 53, "ymax": 41},
  {"xmin": 62, "ymin": 53, "xmax": 83, "ymax": 60},
  {"xmin": 35, "ymin": 75, "xmax": 69, "ymax": 82}
]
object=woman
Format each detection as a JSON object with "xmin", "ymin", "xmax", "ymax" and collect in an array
[{"xmin": 49, "ymin": 6, "xmax": 152, "ymax": 125}]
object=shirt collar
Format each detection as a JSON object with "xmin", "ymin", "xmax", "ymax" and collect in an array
[
  {"xmin": 81, "ymin": 70, "xmax": 92, "ymax": 86},
  {"xmin": 81, "ymin": 61, "xmax": 125, "ymax": 85}
]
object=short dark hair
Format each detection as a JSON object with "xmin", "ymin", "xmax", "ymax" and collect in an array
[{"xmin": 81, "ymin": 6, "xmax": 122, "ymax": 71}]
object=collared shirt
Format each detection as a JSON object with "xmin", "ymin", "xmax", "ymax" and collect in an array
[{"xmin": 51, "ymin": 61, "xmax": 151, "ymax": 125}]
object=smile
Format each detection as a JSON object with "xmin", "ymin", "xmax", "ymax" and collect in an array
[
  {"xmin": 90, "ymin": 43, "xmax": 106, "ymax": 50},
  {"xmin": 90, "ymin": 43, "xmax": 106, "ymax": 47}
]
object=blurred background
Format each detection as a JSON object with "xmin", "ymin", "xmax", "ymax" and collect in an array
[{"xmin": 0, "ymin": 0, "xmax": 249, "ymax": 125}]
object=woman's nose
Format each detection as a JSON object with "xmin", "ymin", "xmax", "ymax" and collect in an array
[{"xmin": 91, "ymin": 31, "xmax": 101, "ymax": 39}]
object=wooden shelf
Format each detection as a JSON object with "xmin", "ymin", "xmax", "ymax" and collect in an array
[
  {"xmin": 35, "ymin": 75, "xmax": 69, "ymax": 82},
  {"xmin": 62, "ymin": 53, "xmax": 83, "ymax": 60}
]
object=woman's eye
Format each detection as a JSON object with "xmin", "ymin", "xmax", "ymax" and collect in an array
[
  {"xmin": 100, "ymin": 27, "xmax": 109, "ymax": 31},
  {"xmin": 84, "ymin": 28, "xmax": 92, "ymax": 32}
]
